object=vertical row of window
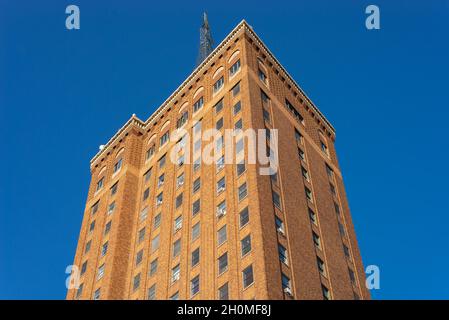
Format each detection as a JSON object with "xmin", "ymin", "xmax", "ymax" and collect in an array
[
  {"xmin": 77, "ymin": 168, "xmax": 121, "ymax": 299},
  {"xmin": 205, "ymin": 77, "xmax": 254, "ymax": 298},
  {"xmin": 135, "ymin": 151, "xmax": 165, "ymax": 298},
  {"xmin": 295, "ymin": 127, "xmax": 333, "ymax": 300},
  {"xmin": 324, "ymin": 162, "xmax": 359, "ymax": 299},
  {"xmin": 262, "ymin": 89, "xmax": 294, "ymax": 298}
]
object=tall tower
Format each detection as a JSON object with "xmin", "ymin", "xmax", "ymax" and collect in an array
[
  {"xmin": 197, "ymin": 12, "xmax": 214, "ymax": 65},
  {"xmin": 67, "ymin": 20, "xmax": 370, "ymax": 301}
]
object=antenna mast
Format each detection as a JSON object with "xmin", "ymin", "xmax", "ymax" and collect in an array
[{"xmin": 197, "ymin": 12, "xmax": 214, "ymax": 65}]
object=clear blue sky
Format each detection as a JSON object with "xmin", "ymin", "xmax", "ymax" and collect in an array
[{"xmin": 1, "ymin": 0, "xmax": 448, "ymax": 299}]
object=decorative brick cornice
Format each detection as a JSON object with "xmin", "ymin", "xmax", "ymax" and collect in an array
[
  {"xmin": 90, "ymin": 20, "xmax": 335, "ymax": 167},
  {"xmin": 90, "ymin": 114, "xmax": 145, "ymax": 166}
]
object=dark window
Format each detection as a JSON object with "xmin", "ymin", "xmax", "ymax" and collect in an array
[
  {"xmin": 305, "ymin": 187, "xmax": 313, "ymax": 202},
  {"xmin": 317, "ymin": 257, "xmax": 326, "ymax": 276},
  {"xmin": 170, "ymin": 292, "xmax": 178, "ymax": 300},
  {"xmin": 101, "ymin": 242, "xmax": 108, "ymax": 257},
  {"xmin": 193, "ymin": 178, "xmax": 201, "ymax": 193},
  {"xmin": 275, "ymin": 216, "xmax": 284, "ymax": 234},
  {"xmin": 343, "ymin": 244, "xmax": 351, "ymax": 259},
  {"xmin": 191, "ymin": 276, "xmax": 200, "ymax": 296},
  {"xmin": 261, "ymin": 90, "xmax": 269, "ymax": 103},
  {"xmin": 158, "ymin": 154, "xmax": 166, "ymax": 168},
  {"xmin": 96, "ymin": 177, "xmax": 104, "ymax": 191},
  {"xmin": 241, "ymin": 235, "xmax": 252, "ymax": 256},
  {"xmin": 278, "ymin": 244, "xmax": 288, "ymax": 264},
  {"xmin": 143, "ymin": 188, "xmax": 150, "ymax": 200},
  {"xmin": 330, "ymin": 183, "xmax": 336, "ymax": 195},
  {"xmin": 216, "ymin": 118, "xmax": 224, "ymax": 130},
  {"xmin": 110, "ymin": 182, "xmax": 118, "ymax": 195},
  {"xmin": 235, "ymin": 119, "xmax": 243, "ymax": 130},
  {"xmin": 281, "ymin": 273, "xmax": 291, "ymax": 290},
  {"xmin": 258, "ymin": 69, "xmax": 267, "ymax": 83},
  {"xmin": 172, "ymin": 264, "xmax": 180, "ymax": 282},
  {"xmin": 193, "ymin": 97, "xmax": 204, "ymax": 112},
  {"xmin": 298, "ymin": 148, "xmax": 305, "ymax": 161},
  {"xmin": 217, "ymin": 177, "xmax": 226, "ymax": 194},
  {"xmin": 242, "ymin": 265, "xmax": 254, "ymax": 288},
  {"xmin": 151, "ymin": 235, "xmax": 160, "ymax": 252},
  {"xmin": 104, "ymin": 221, "xmax": 111, "ymax": 235},
  {"xmin": 89, "ymin": 221, "xmax": 95, "ymax": 232},
  {"xmin": 312, "ymin": 232, "xmax": 321, "ymax": 249},
  {"xmin": 192, "ymin": 222, "xmax": 200, "ymax": 241},
  {"xmin": 322, "ymin": 285, "xmax": 331, "ymax": 300},
  {"xmin": 146, "ymin": 146, "xmax": 155, "ymax": 160},
  {"xmin": 158, "ymin": 174, "xmax": 165, "ymax": 187},
  {"xmin": 177, "ymin": 111, "xmax": 189, "ymax": 128},
  {"xmin": 237, "ymin": 161, "xmax": 245, "ymax": 175},
  {"xmin": 217, "ymin": 225, "xmax": 227, "ymax": 245},
  {"xmin": 174, "ymin": 215, "xmax": 182, "ymax": 231},
  {"xmin": 239, "ymin": 207, "xmax": 250, "ymax": 227},
  {"xmin": 133, "ymin": 273, "xmax": 141, "ymax": 291},
  {"xmin": 218, "ymin": 283, "xmax": 229, "ymax": 300},
  {"xmin": 295, "ymin": 129, "xmax": 303, "ymax": 143},
  {"xmin": 348, "ymin": 268, "xmax": 356, "ymax": 283},
  {"xmin": 136, "ymin": 250, "xmax": 143, "ymax": 266},
  {"xmin": 218, "ymin": 253, "xmax": 228, "ymax": 274},
  {"xmin": 149, "ymin": 259, "xmax": 158, "ymax": 276},
  {"xmin": 233, "ymin": 101, "xmax": 242, "ymax": 114},
  {"xmin": 173, "ymin": 239, "xmax": 181, "ymax": 257},
  {"xmin": 175, "ymin": 193, "xmax": 183, "ymax": 208},
  {"xmin": 232, "ymin": 82, "xmax": 240, "ymax": 96},
  {"xmin": 338, "ymin": 222, "xmax": 346, "ymax": 236},
  {"xmin": 85, "ymin": 240, "xmax": 91, "ymax": 253},
  {"xmin": 156, "ymin": 192, "xmax": 163, "ymax": 206},
  {"xmin": 301, "ymin": 167, "xmax": 309, "ymax": 181},
  {"xmin": 325, "ymin": 164, "xmax": 334, "ymax": 178},
  {"xmin": 91, "ymin": 201, "xmax": 100, "ymax": 215},
  {"xmin": 192, "ymin": 199, "xmax": 201, "ymax": 216},
  {"xmin": 191, "ymin": 248, "xmax": 200, "ymax": 267},
  {"xmin": 144, "ymin": 169, "xmax": 152, "ymax": 182},
  {"xmin": 153, "ymin": 213, "xmax": 161, "ymax": 229},
  {"xmin": 229, "ymin": 59, "xmax": 241, "ymax": 76},
  {"xmin": 159, "ymin": 131, "xmax": 170, "ymax": 147},
  {"xmin": 321, "ymin": 141, "xmax": 329, "ymax": 155},
  {"xmin": 81, "ymin": 261, "xmax": 87, "ymax": 275},
  {"xmin": 263, "ymin": 109, "xmax": 270, "ymax": 122},
  {"xmin": 76, "ymin": 283, "xmax": 83, "ymax": 298},
  {"xmin": 213, "ymin": 76, "xmax": 224, "ymax": 93},
  {"xmin": 214, "ymin": 99, "xmax": 224, "ymax": 113},
  {"xmin": 148, "ymin": 285, "xmax": 156, "ymax": 300},
  {"xmin": 239, "ymin": 182, "xmax": 248, "ymax": 201},
  {"xmin": 113, "ymin": 158, "xmax": 122, "ymax": 173},
  {"xmin": 272, "ymin": 191, "xmax": 281, "ymax": 209},
  {"xmin": 93, "ymin": 288, "xmax": 101, "ymax": 300},
  {"xmin": 334, "ymin": 202, "xmax": 341, "ymax": 215},
  {"xmin": 138, "ymin": 228, "xmax": 145, "ymax": 243},
  {"xmin": 309, "ymin": 209, "xmax": 317, "ymax": 224},
  {"xmin": 107, "ymin": 201, "xmax": 114, "ymax": 216}
]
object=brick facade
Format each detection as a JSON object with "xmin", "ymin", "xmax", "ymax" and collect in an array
[{"xmin": 66, "ymin": 20, "xmax": 370, "ymax": 300}]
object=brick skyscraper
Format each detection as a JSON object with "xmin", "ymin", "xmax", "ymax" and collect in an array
[{"xmin": 67, "ymin": 20, "xmax": 370, "ymax": 300}]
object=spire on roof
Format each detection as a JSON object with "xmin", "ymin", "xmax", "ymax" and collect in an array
[{"xmin": 197, "ymin": 12, "xmax": 214, "ymax": 66}]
